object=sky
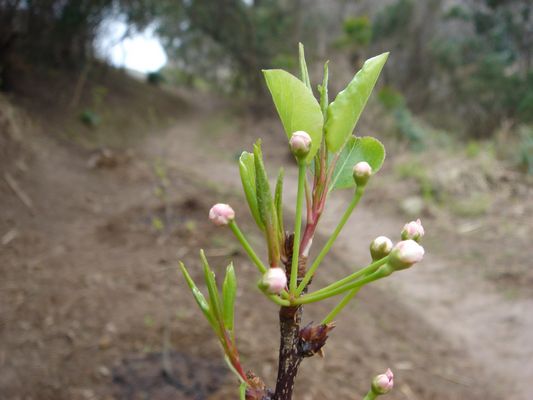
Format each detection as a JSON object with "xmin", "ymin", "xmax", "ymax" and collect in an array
[{"xmin": 97, "ymin": 18, "xmax": 167, "ymax": 74}]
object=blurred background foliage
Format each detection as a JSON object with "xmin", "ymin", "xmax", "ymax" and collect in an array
[{"xmin": 0, "ymin": 0, "xmax": 532, "ymax": 171}]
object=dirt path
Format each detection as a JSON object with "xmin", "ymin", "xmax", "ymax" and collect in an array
[
  {"xmin": 1, "ymin": 90, "xmax": 530, "ymax": 399},
  {"xmin": 148, "ymin": 97, "xmax": 533, "ymax": 399}
]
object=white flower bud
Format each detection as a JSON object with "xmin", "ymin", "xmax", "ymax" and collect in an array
[
  {"xmin": 370, "ymin": 236, "xmax": 393, "ymax": 261},
  {"xmin": 352, "ymin": 161, "xmax": 372, "ymax": 186},
  {"xmin": 289, "ymin": 131, "xmax": 312, "ymax": 158},
  {"xmin": 388, "ymin": 239, "xmax": 424, "ymax": 270},
  {"xmin": 371, "ymin": 368, "xmax": 394, "ymax": 395},
  {"xmin": 401, "ymin": 218, "xmax": 425, "ymax": 242},
  {"xmin": 261, "ymin": 267, "xmax": 287, "ymax": 294},
  {"xmin": 208, "ymin": 203, "xmax": 235, "ymax": 226}
]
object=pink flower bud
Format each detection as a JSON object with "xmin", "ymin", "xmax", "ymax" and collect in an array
[
  {"xmin": 370, "ymin": 236, "xmax": 393, "ymax": 261},
  {"xmin": 388, "ymin": 239, "xmax": 424, "ymax": 270},
  {"xmin": 261, "ymin": 267, "xmax": 287, "ymax": 294},
  {"xmin": 208, "ymin": 203, "xmax": 235, "ymax": 226},
  {"xmin": 289, "ymin": 131, "xmax": 312, "ymax": 158},
  {"xmin": 401, "ymin": 218, "xmax": 425, "ymax": 242},
  {"xmin": 352, "ymin": 161, "xmax": 372, "ymax": 186},
  {"xmin": 372, "ymin": 368, "xmax": 394, "ymax": 395}
]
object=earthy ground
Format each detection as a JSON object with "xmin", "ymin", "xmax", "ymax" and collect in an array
[{"xmin": 1, "ymin": 77, "xmax": 531, "ymax": 399}]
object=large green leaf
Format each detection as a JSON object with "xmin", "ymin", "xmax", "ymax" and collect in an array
[
  {"xmin": 329, "ymin": 136, "xmax": 386, "ymax": 191},
  {"xmin": 239, "ymin": 151, "xmax": 264, "ymax": 230},
  {"xmin": 325, "ymin": 53, "xmax": 389, "ymax": 153},
  {"xmin": 222, "ymin": 263, "xmax": 237, "ymax": 333},
  {"xmin": 263, "ymin": 69, "xmax": 324, "ymax": 163}
]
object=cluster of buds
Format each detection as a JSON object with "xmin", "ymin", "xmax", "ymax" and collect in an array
[
  {"xmin": 182, "ymin": 46, "xmax": 422, "ymax": 400},
  {"xmin": 369, "ymin": 218, "xmax": 425, "ymax": 272}
]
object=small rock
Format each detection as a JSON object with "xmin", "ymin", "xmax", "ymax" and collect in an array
[
  {"xmin": 98, "ymin": 365, "xmax": 111, "ymax": 377},
  {"xmin": 98, "ymin": 334, "xmax": 112, "ymax": 350}
]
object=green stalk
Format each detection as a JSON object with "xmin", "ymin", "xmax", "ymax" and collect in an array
[
  {"xmin": 296, "ymin": 186, "xmax": 365, "ymax": 296},
  {"xmin": 266, "ymin": 293, "xmax": 291, "ymax": 307},
  {"xmin": 362, "ymin": 390, "xmax": 378, "ymax": 400},
  {"xmin": 228, "ymin": 220, "xmax": 268, "ymax": 274},
  {"xmin": 321, "ymin": 287, "xmax": 361, "ymax": 325},
  {"xmin": 229, "ymin": 220, "xmax": 290, "ymax": 299},
  {"xmin": 310, "ymin": 256, "xmax": 388, "ymax": 298},
  {"xmin": 294, "ymin": 267, "xmax": 389, "ymax": 305},
  {"xmin": 289, "ymin": 161, "xmax": 306, "ymax": 294}
]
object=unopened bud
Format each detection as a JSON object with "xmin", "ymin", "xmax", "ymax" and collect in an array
[
  {"xmin": 208, "ymin": 203, "xmax": 235, "ymax": 226},
  {"xmin": 260, "ymin": 267, "xmax": 287, "ymax": 294},
  {"xmin": 401, "ymin": 219, "xmax": 424, "ymax": 242},
  {"xmin": 370, "ymin": 236, "xmax": 393, "ymax": 261},
  {"xmin": 289, "ymin": 131, "xmax": 312, "ymax": 158},
  {"xmin": 371, "ymin": 368, "xmax": 394, "ymax": 395},
  {"xmin": 388, "ymin": 239, "xmax": 424, "ymax": 270},
  {"xmin": 353, "ymin": 161, "xmax": 372, "ymax": 186}
]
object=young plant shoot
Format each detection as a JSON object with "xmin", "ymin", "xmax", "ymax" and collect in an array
[{"xmin": 179, "ymin": 44, "xmax": 426, "ymax": 400}]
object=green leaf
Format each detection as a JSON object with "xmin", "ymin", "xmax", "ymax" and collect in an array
[
  {"xmin": 253, "ymin": 141, "xmax": 280, "ymax": 265},
  {"xmin": 325, "ymin": 53, "xmax": 389, "ymax": 153},
  {"xmin": 318, "ymin": 61, "xmax": 329, "ymax": 118},
  {"xmin": 200, "ymin": 250, "xmax": 223, "ymax": 323},
  {"xmin": 263, "ymin": 69, "xmax": 324, "ymax": 163},
  {"xmin": 179, "ymin": 262, "xmax": 218, "ymax": 332},
  {"xmin": 299, "ymin": 42, "xmax": 311, "ymax": 90},
  {"xmin": 239, "ymin": 151, "xmax": 264, "ymax": 230},
  {"xmin": 274, "ymin": 168, "xmax": 285, "ymax": 244},
  {"xmin": 330, "ymin": 136, "xmax": 386, "ymax": 191},
  {"xmin": 222, "ymin": 263, "xmax": 237, "ymax": 333}
]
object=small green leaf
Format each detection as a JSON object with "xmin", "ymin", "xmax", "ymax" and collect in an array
[
  {"xmin": 253, "ymin": 141, "xmax": 280, "ymax": 265},
  {"xmin": 263, "ymin": 69, "xmax": 324, "ymax": 163},
  {"xmin": 330, "ymin": 136, "xmax": 386, "ymax": 191},
  {"xmin": 299, "ymin": 42, "xmax": 311, "ymax": 90},
  {"xmin": 325, "ymin": 53, "xmax": 389, "ymax": 152},
  {"xmin": 222, "ymin": 263, "xmax": 237, "ymax": 333},
  {"xmin": 274, "ymin": 168, "xmax": 285, "ymax": 244},
  {"xmin": 179, "ymin": 262, "xmax": 218, "ymax": 332},
  {"xmin": 200, "ymin": 250, "xmax": 223, "ymax": 323},
  {"xmin": 239, "ymin": 151, "xmax": 264, "ymax": 230},
  {"xmin": 318, "ymin": 61, "xmax": 329, "ymax": 118}
]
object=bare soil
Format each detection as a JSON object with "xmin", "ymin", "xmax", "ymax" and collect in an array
[{"xmin": 1, "ymin": 84, "xmax": 530, "ymax": 399}]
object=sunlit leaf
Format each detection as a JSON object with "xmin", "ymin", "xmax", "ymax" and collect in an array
[
  {"xmin": 329, "ymin": 136, "xmax": 386, "ymax": 190},
  {"xmin": 263, "ymin": 69, "xmax": 323, "ymax": 163},
  {"xmin": 325, "ymin": 53, "xmax": 389, "ymax": 152}
]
